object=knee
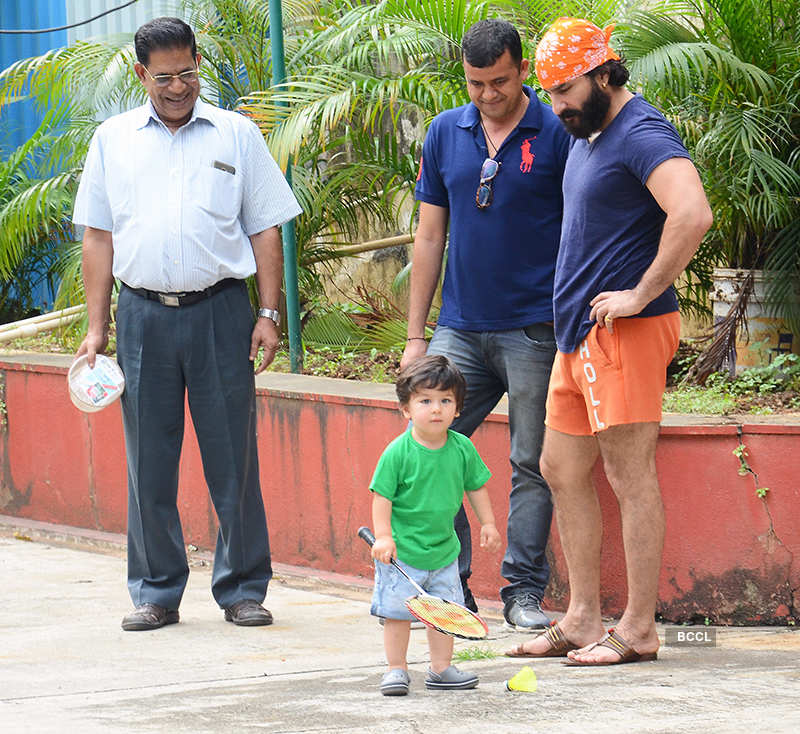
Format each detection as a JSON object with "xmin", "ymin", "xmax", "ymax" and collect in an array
[
  {"xmin": 540, "ymin": 452, "xmax": 564, "ymax": 493},
  {"xmin": 601, "ymin": 457, "xmax": 658, "ymax": 499},
  {"xmin": 540, "ymin": 451, "xmax": 595, "ymax": 499}
]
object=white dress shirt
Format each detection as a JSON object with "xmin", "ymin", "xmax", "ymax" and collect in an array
[{"xmin": 73, "ymin": 99, "xmax": 302, "ymax": 292}]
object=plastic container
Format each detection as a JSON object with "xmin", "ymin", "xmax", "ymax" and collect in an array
[{"xmin": 67, "ymin": 354, "xmax": 125, "ymax": 412}]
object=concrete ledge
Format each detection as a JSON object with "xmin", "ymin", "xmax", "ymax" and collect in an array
[{"xmin": 1, "ymin": 352, "xmax": 798, "ymax": 623}]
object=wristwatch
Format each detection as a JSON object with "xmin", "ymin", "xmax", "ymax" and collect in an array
[{"xmin": 257, "ymin": 307, "xmax": 280, "ymax": 326}]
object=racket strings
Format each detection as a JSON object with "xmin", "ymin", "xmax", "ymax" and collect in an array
[{"xmin": 406, "ymin": 596, "xmax": 487, "ymax": 639}]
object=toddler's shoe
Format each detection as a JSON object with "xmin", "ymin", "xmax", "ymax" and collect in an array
[
  {"xmin": 380, "ymin": 668, "xmax": 410, "ymax": 696},
  {"xmin": 424, "ymin": 665, "xmax": 478, "ymax": 690}
]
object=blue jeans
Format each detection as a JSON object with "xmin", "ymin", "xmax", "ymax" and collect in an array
[{"xmin": 427, "ymin": 324, "xmax": 555, "ymax": 603}]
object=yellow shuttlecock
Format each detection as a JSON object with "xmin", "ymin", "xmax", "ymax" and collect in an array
[{"xmin": 505, "ymin": 665, "xmax": 538, "ymax": 692}]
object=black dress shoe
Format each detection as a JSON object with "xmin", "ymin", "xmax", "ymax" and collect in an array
[
  {"xmin": 223, "ymin": 599, "xmax": 273, "ymax": 626},
  {"xmin": 121, "ymin": 603, "xmax": 180, "ymax": 631}
]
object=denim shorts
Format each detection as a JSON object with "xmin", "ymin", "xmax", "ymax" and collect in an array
[{"xmin": 371, "ymin": 557, "xmax": 464, "ymax": 621}]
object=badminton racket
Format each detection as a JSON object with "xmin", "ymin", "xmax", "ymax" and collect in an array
[{"xmin": 358, "ymin": 526, "xmax": 488, "ymax": 640}]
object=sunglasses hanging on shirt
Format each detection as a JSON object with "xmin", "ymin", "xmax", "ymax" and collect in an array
[{"xmin": 475, "ymin": 157, "xmax": 500, "ymax": 209}]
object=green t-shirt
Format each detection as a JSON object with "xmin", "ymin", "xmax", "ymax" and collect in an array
[{"xmin": 369, "ymin": 429, "xmax": 492, "ymax": 570}]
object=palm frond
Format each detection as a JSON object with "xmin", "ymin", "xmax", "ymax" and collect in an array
[
  {"xmin": 764, "ymin": 219, "xmax": 800, "ymax": 334},
  {"xmin": 302, "ymin": 308, "xmax": 367, "ymax": 351}
]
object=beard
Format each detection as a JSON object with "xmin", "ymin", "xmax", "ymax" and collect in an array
[{"xmin": 558, "ymin": 79, "xmax": 611, "ymax": 139}]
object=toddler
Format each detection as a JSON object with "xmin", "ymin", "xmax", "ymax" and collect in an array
[{"xmin": 369, "ymin": 355, "xmax": 501, "ymax": 695}]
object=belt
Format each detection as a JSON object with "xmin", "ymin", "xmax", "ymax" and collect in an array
[{"xmin": 122, "ymin": 278, "xmax": 240, "ymax": 307}]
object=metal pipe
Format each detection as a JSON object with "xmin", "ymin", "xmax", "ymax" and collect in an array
[
  {"xmin": 0, "ymin": 311, "xmax": 84, "ymax": 343},
  {"xmin": 269, "ymin": 0, "xmax": 302, "ymax": 373},
  {"xmin": 0, "ymin": 303, "xmax": 117, "ymax": 344},
  {"xmin": 0, "ymin": 303, "xmax": 86, "ymax": 332}
]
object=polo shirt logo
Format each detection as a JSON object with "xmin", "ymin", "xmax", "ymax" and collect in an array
[{"xmin": 520, "ymin": 137, "xmax": 536, "ymax": 173}]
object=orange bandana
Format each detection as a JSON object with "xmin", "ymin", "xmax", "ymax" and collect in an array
[{"xmin": 535, "ymin": 17, "xmax": 619, "ymax": 89}]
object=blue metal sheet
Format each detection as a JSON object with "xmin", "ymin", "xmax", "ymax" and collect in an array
[
  {"xmin": 0, "ymin": 1, "xmax": 68, "ymax": 312},
  {"xmin": 0, "ymin": 0, "xmax": 68, "ymax": 154}
]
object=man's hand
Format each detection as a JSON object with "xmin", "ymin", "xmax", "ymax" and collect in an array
[
  {"xmin": 76, "ymin": 329, "xmax": 109, "ymax": 368},
  {"xmin": 400, "ymin": 338, "xmax": 428, "ymax": 370},
  {"xmin": 479, "ymin": 523, "xmax": 502, "ymax": 553},
  {"xmin": 371, "ymin": 535, "xmax": 397, "ymax": 565},
  {"xmin": 250, "ymin": 317, "xmax": 281, "ymax": 374},
  {"xmin": 589, "ymin": 289, "xmax": 647, "ymax": 334}
]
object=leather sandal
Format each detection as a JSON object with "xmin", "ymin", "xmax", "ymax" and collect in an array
[
  {"xmin": 505, "ymin": 621, "xmax": 580, "ymax": 658},
  {"xmin": 564, "ymin": 628, "xmax": 658, "ymax": 666}
]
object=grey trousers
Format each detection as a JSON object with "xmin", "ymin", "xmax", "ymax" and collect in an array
[
  {"xmin": 427, "ymin": 324, "xmax": 555, "ymax": 603},
  {"xmin": 116, "ymin": 281, "xmax": 270, "ymax": 610}
]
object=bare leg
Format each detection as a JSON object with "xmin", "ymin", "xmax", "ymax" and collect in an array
[
  {"xmin": 427, "ymin": 627, "xmax": 454, "ymax": 673},
  {"xmin": 568, "ymin": 422, "xmax": 662, "ymax": 662},
  {"xmin": 512, "ymin": 428, "xmax": 605, "ymax": 655},
  {"xmin": 383, "ymin": 619, "xmax": 411, "ymax": 670}
]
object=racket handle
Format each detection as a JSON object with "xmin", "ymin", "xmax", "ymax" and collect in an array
[
  {"xmin": 357, "ymin": 526, "xmax": 376, "ymax": 547},
  {"xmin": 356, "ymin": 526, "xmax": 426, "ymax": 597}
]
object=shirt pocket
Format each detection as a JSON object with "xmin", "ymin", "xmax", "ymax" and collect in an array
[{"xmin": 193, "ymin": 164, "xmax": 243, "ymax": 221}]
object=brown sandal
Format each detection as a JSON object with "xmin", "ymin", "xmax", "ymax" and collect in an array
[
  {"xmin": 505, "ymin": 622, "xmax": 580, "ymax": 658},
  {"xmin": 564, "ymin": 628, "xmax": 658, "ymax": 666}
]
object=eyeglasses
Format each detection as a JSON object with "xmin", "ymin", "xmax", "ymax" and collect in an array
[
  {"xmin": 143, "ymin": 65, "xmax": 199, "ymax": 88},
  {"xmin": 475, "ymin": 158, "xmax": 500, "ymax": 209}
]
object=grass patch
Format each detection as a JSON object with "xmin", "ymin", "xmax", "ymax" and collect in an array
[
  {"xmin": 662, "ymin": 384, "xmax": 736, "ymax": 414},
  {"xmin": 452, "ymin": 645, "xmax": 499, "ymax": 662}
]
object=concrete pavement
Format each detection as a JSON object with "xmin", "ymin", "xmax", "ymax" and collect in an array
[{"xmin": 1, "ymin": 517, "xmax": 799, "ymax": 733}]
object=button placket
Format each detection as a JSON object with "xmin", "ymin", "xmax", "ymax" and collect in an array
[{"xmin": 164, "ymin": 134, "xmax": 180, "ymax": 291}]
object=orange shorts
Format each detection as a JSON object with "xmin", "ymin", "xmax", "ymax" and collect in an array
[{"xmin": 545, "ymin": 312, "xmax": 681, "ymax": 435}]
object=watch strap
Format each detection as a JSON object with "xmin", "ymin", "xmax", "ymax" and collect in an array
[{"xmin": 257, "ymin": 307, "xmax": 280, "ymax": 325}]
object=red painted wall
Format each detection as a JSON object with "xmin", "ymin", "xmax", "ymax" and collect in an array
[{"xmin": 1, "ymin": 357, "xmax": 798, "ymax": 623}]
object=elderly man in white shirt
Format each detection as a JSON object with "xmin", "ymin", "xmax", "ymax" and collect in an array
[{"xmin": 73, "ymin": 17, "xmax": 302, "ymax": 632}]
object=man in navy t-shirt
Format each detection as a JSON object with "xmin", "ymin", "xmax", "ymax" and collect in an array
[
  {"xmin": 402, "ymin": 19, "xmax": 570, "ymax": 629},
  {"xmin": 507, "ymin": 18, "xmax": 712, "ymax": 663}
]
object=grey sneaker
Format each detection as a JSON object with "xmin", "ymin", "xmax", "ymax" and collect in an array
[
  {"xmin": 425, "ymin": 665, "xmax": 478, "ymax": 690},
  {"xmin": 380, "ymin": 668, "xmax": 410, "ymax": 696},
  {"xmin": 503, "ymin": 593, "xmax": 550, "ymax": 630}
]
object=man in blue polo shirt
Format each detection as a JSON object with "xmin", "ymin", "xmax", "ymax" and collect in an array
[{"xmin": 401, "ymin": 18, "xmax": 569, "ymax": 629}]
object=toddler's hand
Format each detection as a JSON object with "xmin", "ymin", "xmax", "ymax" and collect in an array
[
  {"xmin": 479, "ymin": 523, "xmax": 502, "ymax": 553},
  {"xmin": 371, "ymin": 535, "xmax": 397, "ymax": 564}
]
